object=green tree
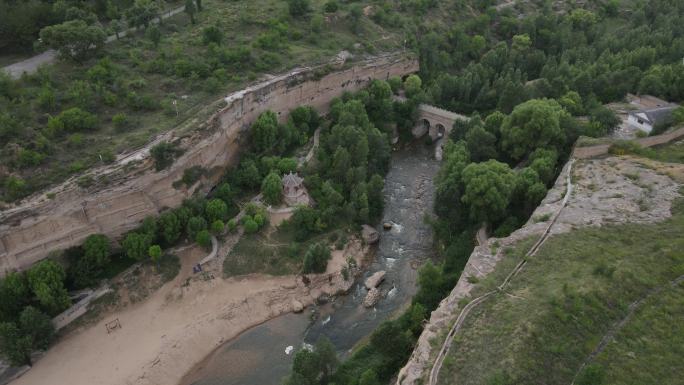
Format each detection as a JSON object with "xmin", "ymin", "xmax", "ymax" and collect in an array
[
  {"xmin": 158, "ymin": 211, "xmax": 181, "ymax": 244},
  {"xmin": 290, "ymin": 206, "xmax": 322, "ymax": 241},
  {"xmin": 461, "ymin": 160, "xmax": 516, "ymax": 224},
  {"xmin": 150, "ymin": 142, "xmax": 180, "ymax": 171},
  {"xmin": 359, "ymin": 368, "xmax": 381, "ymax": 385},
  {"xmin": 71, "ymin": 234, "xmax": 111, "ymax": 288},
  {"xmin": 211, "ymin": 219, "xmax": 225, "ymax": 234},
  {"xmin": 148, "ymin": 244, "xmax": 162, "ymax": 265},
  {"xmin": 214, "ymin": 183, "xmax": 233, "ymax": 204},
  {"xmin": 287, "ymin": 0, "xmax": 311, "ymax": 18},
  {"xmin": 0, "ymin": 307, "xmax": 54, "ymax": 366},
  {"xmin": 0, "ymin": 272, "xmax": 31, "ymax": 322},
  {"xmin": 404, "ymin": 74, "xmax": 422, "ymax": 98},
  {"xmin": 673, "ymin": 106, "xmax": 684, "ymax": 124},
  {"xmin": 243, "ymin": 217, "xmax": 259, "ymax": 233},
  {"xmin": 261, "ymin": 171, "xmax": 282, "ymax": 206},
  {"xmin": 252, "ymin": 111, "xmax": 279, "ymax": 153},
  {"xmin": 148, "ymin": 25, "xmax": 161, "ymax": 47},
  {"xmin": 127, "ymin": 0, "xmax": 160, "ymax": 29},
  {"xmin": 500, "ymin": 99, "xmax": 568, "ymax": 161},
  {"xmin": 465, "ymin": 125, "xmax": 498, "ymax": 162},
  {"xmin": 122, "ymin": 232, "xmax": 152, "ymax": 261},
  {"xmin": 349, "ymin": 4, "xmax": 363, "ymax": 34},
  {"xmin": 39, "ymin": 20, "xmax": 106, "ymax": 63},
  {"xmin": 202, "ymin": 25, "xmax": 223, "ymax": 45},
  {"xmin": 205, "ymin": 199, "xmax": 228, "ymax": 222},
  {"xmin": 186, "ymin": 216, "xmax": 208, "ymax": 239},
  {"xmin": 367, "ymin": 174, "xmax": 384, "ymax": 221},
  {"xmin": 27, "ymin": 260, "xmax": 71, "ymax": 315},
  {"xmin": 302, "ymin": 243, "xmax": 331, "ymax": 273},
  {"xmin": 184, "ymin": 0, "xmax": 196, "ymax": 24},
  {"xmin": 48, "ymin": 108, "xmax": 97, "ymax": 134}
]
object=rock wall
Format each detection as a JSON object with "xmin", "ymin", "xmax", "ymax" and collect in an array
[{"xmin": 0, "ymin": 54, "xmax": 418, "ymax": 274}]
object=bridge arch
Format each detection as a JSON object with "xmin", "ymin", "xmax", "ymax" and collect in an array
[{"xmin": 412, "ymin": 104, "xmax": 468, "ymax": 141}]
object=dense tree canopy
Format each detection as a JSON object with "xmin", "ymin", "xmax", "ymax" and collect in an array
[{"xmin": 500, "ymin": 99, "xmax": 568, "ymax": 161}]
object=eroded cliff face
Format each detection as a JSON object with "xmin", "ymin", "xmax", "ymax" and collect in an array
[{"xmin": 0, "ymin": 54, "xmax": 418, "ymax": 274}]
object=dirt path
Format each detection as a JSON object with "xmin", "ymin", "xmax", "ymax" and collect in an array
[
  {"xmin": 569, "ymin": 274, "xmax": 684, "ymax": 385},
  {"xmin": 428, "ymin": 159, "xmax": 575, "ymax": 385},
  {"xmin": 2, "ymin": 5, "xmax": 186, "ymax": 79}
]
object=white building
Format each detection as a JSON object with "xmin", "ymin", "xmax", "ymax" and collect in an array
[{"xmin": 627, "ymin": 106, "xmax": 676, "ymax": 133}]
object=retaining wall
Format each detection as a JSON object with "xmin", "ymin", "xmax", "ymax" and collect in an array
[{"xmin": 573, "ymin": 126, "xmax": 684, "ymax": 158}]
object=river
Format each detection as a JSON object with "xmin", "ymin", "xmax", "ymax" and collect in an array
[{"xmin": 183, "ymin": 142, "xmax": 439, "ymax": 385}]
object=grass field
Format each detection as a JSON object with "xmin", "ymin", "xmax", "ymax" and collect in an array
[{"xmin": 437, "ymin": 189, "xmax": 684, "ymax": 385}]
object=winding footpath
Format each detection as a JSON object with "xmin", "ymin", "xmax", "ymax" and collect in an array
[{"xmin": 428, "ymin": 159, "xmax": 575, "ymax": 385}]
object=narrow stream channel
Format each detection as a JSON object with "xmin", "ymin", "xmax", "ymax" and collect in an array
[{"xmin": 184, "ymin": 142, "xmax": 439, "ymax": 385}]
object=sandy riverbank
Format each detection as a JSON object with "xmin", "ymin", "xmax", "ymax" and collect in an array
[{"xmin": 12, "ymin": 240, "xmax": 368, "ymax": 385}]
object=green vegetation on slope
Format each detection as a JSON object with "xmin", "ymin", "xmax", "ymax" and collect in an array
[
  {"xmin": 437, "ymin": 191, "xmax": 684, "ymax": 385},
  {"xmin": 0, "ymin": 0, "xmax": 418, "ymax": 202}
]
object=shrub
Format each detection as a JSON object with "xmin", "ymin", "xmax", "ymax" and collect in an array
[
  {"xmin": 243, "ymin": 218, "xmax": 259, "ymax": 233},
  {"xmin": 287, "ymin": 0, "xmax": 311, "ymax": 17},
  {"xmin": 150, "ymin": 142, "xmax": 182, "ymax": 171},
  {"xmin": 195, "ymin": 230, "xmax": 212, "ymax": 249},
  {"xmin": 227, "ymin": 218, "xmax": 238, "ymax": 232},
  {"xmin": 302, "ymin": 243, "xmax": 331, "ymax": 274},
  {"xmin": 202, "ymin": 25, "xmax": 223, "ymax": 45},
  {"xmin": 112, "ymin": 113, "xmax": 129, "ymax": 130},
  {"xmin": 211, "ymin": 220, "xmax": 225, "ymax": 234},
  {"xmin": 323, "ymin": 0, "xmax": 338, "ymax": 13},
  {"xmin": 3, "ymin": 176, "xmax": 27, "ymax": 201},
  {"xmin": 16, "ymin": 149, "xmax": 45, "ymax": 168},
  {"xmin": 51, "ymin": 108, "xmax": 97, "ymax": 133}
]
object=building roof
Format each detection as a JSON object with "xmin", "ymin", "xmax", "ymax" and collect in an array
[
  {"xmin": 282, "ymin": 172, "xmax": 303, "ymax": 188},
  {"xmin": 629, "ymin": 106, "xmax": 676, "ymax": 125}
]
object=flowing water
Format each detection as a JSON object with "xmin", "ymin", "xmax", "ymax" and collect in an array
[{"xmin": 184, "ymin": 143, "xmax": 439, "ymax": 385}]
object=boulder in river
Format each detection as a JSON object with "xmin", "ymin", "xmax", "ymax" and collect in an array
[
  {"xmin": 365, "ymin": 271, "xmax": 386, "ymax": 289},
  {"xmin": 383, "ymin": 222, "xmax": 393, "ymax": 230},
  {"xmin": 363, "ymin": 288, "xmax": 382, "ymax": 308},
  {"xmin": 361, "ymin": 225, "xmax": 379, "ymax": 244},
  {"xmin": 292, "ymin": 300, "xmax": 304, "ymax": 313}
]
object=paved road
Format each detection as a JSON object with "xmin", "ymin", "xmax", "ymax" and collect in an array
[{"xmin": 1, "ymin": 5, "xmax": 186, "ymax": 79}]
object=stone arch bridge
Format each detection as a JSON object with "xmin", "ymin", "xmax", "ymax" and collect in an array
[{"xmin": 412, "ymin": 104, "xmax": 469, "ymax": 140}]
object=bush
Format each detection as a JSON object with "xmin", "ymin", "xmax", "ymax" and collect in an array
[
  {"xmin": 227, "ymin": 218, "xmax": 238, "ymax": 232},
  {"xmin": 608, "ymin": 140, "xmax": 650, "ymax": 156},
  {"xmin": 112, "ymin": 113, "xmax": 129, "ymax": 130},
  {"xmin": 211, "ymin": 220, "xmax": 225, "ymax": 234},
  {"xmin": 150, "ymin": 142, "xmax": 182, "ymax": 171},
  {"xmin": 195, "ymin": 230, "xmax": 212, "ymax": 249},
  {"xmin": 202, "ymin": 25, "xmax": 223, "ymax": 45},
  {"xmin": 287, "ymin": 0, "xmax": 311, "ymax": 17},
  {"xmin": 243, "ymin": 218, "xmax": 259, "ymax": 233},
  {"xmin": 50, "ymin": 107, "xmax": 97, "ymax": 133},
  {"xmin": 302, "ymin": 243, "xmax": 331, "ymax": 274},
  {"xmin": 323, "ymin": 0, "xmax": 338, "ymax": 13}
]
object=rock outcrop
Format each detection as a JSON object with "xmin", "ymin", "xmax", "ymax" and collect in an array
[
  {"xmin": 0, "ymin": 54, "xmax": 418, "ymax": 275},
  {"xmin": 365, "ymin": 270, "xmax": 386, "ymax": 289},
  {"xmin": 363, "ymin": 287, "xmax": 382, "ymax": 308}
]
